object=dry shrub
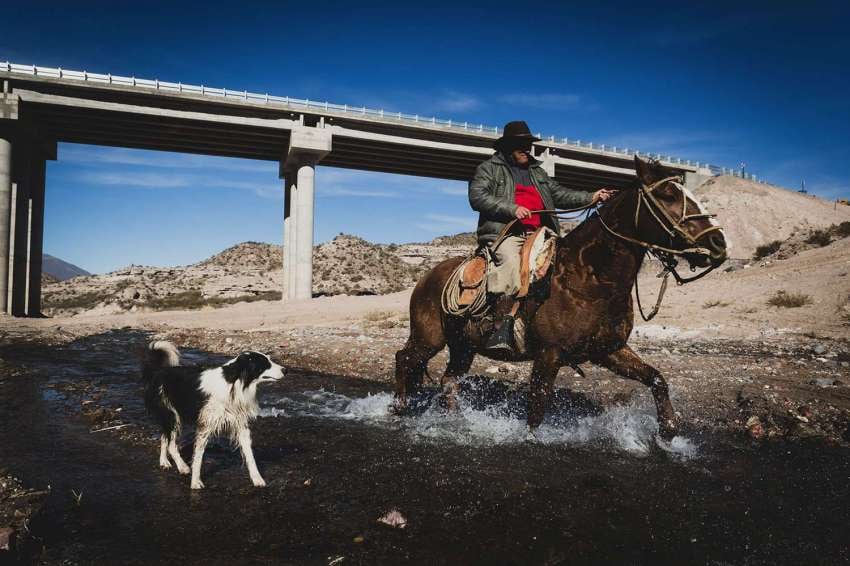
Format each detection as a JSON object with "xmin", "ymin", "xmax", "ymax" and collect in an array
[
  {"xmin": 838, "ymin": 294, "xmax": 850, "ymax": 326},
  {"xmin": 767, "ymin": 290, "xmax": 812, "ymax": 308},
  {"xmin": 753, "ymin": 240, "xmax": 782, "ymax": 260},
  {"xmin": 364, "ymin": 310, "xmax": 393, "ymax": 322},
  {"xmin": 805, "ymin": 229, "xmax": 832, "ymax": 247},
  {"xmin": 834, "ymin": 221, "xmax": 850, "ymax": 238}
]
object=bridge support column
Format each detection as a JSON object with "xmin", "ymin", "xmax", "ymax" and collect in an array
[
  {"xmin": 281, "ymin": 125, "xmax": 331, "ymax": 301},
  {"xmin": 26, "ymin": 154, "xmax": 46, "ymax": 316},
  {"xmin": 0, "ymin": 137, "xmax": 11, "ymax": 314},
  {"xmin": 293, "ymin": 163, "xmax": 315, "ymax": 300},
  {"xmin": 8, "ymin": 145, "xmax": 31, "ymax": 316},
  {"xmin": 281, "ymin": 170, "xmax": 298, "ymax": 301}
]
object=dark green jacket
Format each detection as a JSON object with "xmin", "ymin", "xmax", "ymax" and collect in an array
[{"xmin": 468, "ymin": 153, "xmax": 594, "ymax": 245}]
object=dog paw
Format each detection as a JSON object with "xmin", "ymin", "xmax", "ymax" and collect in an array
[
  {"xmin": 190, "ymin": 479, "xmax": 205, "ymax": 490},
  {"xmin": 252, "ymin": 477, "xmax": 267, "ymax": 488},
  {"xmin": 177, "ymin": 463, "xmax": 191, "ymax": 475}
]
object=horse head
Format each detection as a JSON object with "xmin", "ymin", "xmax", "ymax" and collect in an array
[{"xmin": 629, "ymin": 156, "xmax": 728, "ymax": 270}]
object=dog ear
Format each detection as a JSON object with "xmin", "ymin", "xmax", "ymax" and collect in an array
[{"xmin": 222, "ymin": 353, "xmax": 250, "ymax": 384}]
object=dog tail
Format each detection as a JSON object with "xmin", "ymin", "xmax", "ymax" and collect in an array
[{"xmin": 142, "ymin": 340, "xmax": 180, "ymax": 381}]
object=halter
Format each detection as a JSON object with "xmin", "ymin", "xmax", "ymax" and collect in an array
[{"xmin": 596, "ymin": 175, "xmax": 725, "ymax": 320}]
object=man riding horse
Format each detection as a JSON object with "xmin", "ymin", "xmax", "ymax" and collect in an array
[{"xmin": 471, "ymin": 120, "xmax": 616, "ymax": 353}]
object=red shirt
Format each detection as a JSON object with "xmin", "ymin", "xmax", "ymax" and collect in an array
[{"xmin": 514, "ymin": 183, "xmax": 544, "ymax": 230}]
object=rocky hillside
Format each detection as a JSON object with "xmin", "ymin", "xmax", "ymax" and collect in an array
[
  {"xmin": 694, "ymin": 176, "xmax": 850, "ymax": 259},
  {"xmin": 312, "ymin": 234, "xmax": 424, "ymax": 296},
  {"xmin": 41, "ymin": 234, "xmax": 455, "ymax": 315},
  {"xmin": 42, "ymin": 242, "xmax": 284, "ymax": 316}
]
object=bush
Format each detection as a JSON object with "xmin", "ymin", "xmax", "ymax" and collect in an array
[
  {"xmin": 834, "ymin": 221, "xmax": 850, "ymax": 238},
  {"xmin": 753, "ymin": 240, "xmax": 782, "ymax": 260},
  {"xmin": 364, "ymin": 310, "xmax": 393, "ymax": 322},
  {"xmin": 767, "ymin": 290, "xmax": 813, "ymax": 308},
  {"xmin": 805, "ymin": 229, "xmax": 831, "ymax": 247}
]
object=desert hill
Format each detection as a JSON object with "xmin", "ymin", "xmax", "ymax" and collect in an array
[
  {"xmin": 42, "ymin": 253, "xmax": 90, "ymax": 281},
  {"xmin": 694, "ymin": 176, "xmax": 850, "ymax": 259}
]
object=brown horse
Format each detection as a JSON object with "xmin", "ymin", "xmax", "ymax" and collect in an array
[{"xmin": 394, "ymin": 156, "xmax": 728, "ymax": 439}]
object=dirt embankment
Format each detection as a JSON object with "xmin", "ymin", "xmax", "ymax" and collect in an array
[{"xmin": 694, "ymin": 176, "xmax": 850, "ymax": 259}]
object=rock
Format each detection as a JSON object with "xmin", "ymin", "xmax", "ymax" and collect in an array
[
  {"xmin": 485, "ymin": 366, "xmax": 500, "ymax": 374},
  {"xmin": 746, "ymin": 416, "xmax": 765, "ymax": 440},
  {"xmin": 353, "ymin": 535, "xmax": 365, "ymax": 544},
  {"xmin": 377, "ymin": 509, "xmax": 407, "ymax": 529},
  {"xmin": 0, "ymin": 527, "xmax": 14, "ymax": 551},
  {"xmin": 813, "ymin": 344, "xmax": 828, "ymax": 355}
]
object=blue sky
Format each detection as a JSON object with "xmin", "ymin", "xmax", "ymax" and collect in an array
[{"xmin": 3, "ymin": 1, "xmax": 848, "ymax": 273}]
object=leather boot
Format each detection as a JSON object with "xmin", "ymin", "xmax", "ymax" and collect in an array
[{"xmin": 485, "ymin": 315, "xmax": 516, "ymax": 354}]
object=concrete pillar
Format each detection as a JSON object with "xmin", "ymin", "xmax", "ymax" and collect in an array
[
  {"xmin": 0, "ymin": 137, "xmax": 10, "ymax": 314},
  {"xmin": 294, "ymin": 163, "xmax": 315, "ymax": 300},
  {"xmin": 282, "ymin": 125, "xmax": 331, "ymax": 301},
  {"xmin": 26, "ymin": 156, "xmax": 45, "ymax": 315},
  {"xmin": 282, "ymin": 171, "xmax": 298, "ymax": 301},
  {"xmin": 287, "ymin": 180, "xmax": 299, "ymax": 299},
  {"xmin": 8, "ymin": 146, "xmax": 31, "ymax": 316}
]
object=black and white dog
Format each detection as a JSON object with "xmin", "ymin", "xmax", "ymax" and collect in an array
[{"xmin": 142, "ymin": 341, "xmax": 285, "ymax": 490}]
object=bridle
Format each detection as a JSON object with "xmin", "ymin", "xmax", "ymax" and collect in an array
[{"xmin": 596, "ymin": 175, "xmax": 725, "ymax": 320}]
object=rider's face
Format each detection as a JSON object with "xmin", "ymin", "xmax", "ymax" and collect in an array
[{"xmin": 511, "ymin": 145, "xmax": 532, "ymax": 166}]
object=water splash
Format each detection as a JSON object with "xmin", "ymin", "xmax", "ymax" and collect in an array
[{"xmin": 262, "ymin": 383, "xmax": 698, "ymax": 460}]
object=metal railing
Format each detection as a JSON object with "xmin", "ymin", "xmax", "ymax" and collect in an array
[{"xmin": 1, "ymin": 61, "xmax": 772, "ymax": 185}]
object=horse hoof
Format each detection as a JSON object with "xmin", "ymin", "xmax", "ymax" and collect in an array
[
  {"xmin": 658, "ymin": 419, "xmax": 678, "ymax": 441},
  {"xmin": 525, "ymin": 427, "xmax": 539, "ymax": 443},
  {"xmin": 389, "ymin": 400, "xmax": 408, "ymax": 416}
]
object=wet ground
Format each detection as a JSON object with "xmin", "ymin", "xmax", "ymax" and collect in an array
[{"xmin": 1, "ymin": 329, "xmax": 849, "ymax": 564}]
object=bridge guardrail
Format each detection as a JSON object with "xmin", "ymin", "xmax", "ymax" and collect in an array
[{"xmin": 1, "ymin": 61, "xmax": 771, "ymax": 185}]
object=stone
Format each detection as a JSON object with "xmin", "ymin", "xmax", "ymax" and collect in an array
[
  {"xmin": 377, "ymin": 509, "xmax": 407, "ymax": 529},
  {"xmin": 813, "ymin": 344, "xmax": 828, "ymax": 355},
  {"xmin": 0, "ymin": 527, "xmax": 14, "ymax": 551}
]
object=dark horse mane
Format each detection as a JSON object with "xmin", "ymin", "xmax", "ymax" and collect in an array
[{"xmin": 556, "ymin": 179, "xmax": 639, "ymax": 246}]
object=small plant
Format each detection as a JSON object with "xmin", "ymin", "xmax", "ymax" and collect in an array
[
  {"xmin": 767, "ymin": 290, "xmax": 813, "ymax": 308},
  {"xmin": 805, "ymin": 229, "xmax": 831, "ymax": 247},
  {"xmin": 702, "ymin": 299, "xmax": 730, "ymax": 309},
  {"xmin": 364, "ymin": 310, "xmax": 393, "ymax": 322},
  {"xmin": 753, "ymin": 240, "xmax": 782, "ymax": 260},
  {"xmin": 834, "ymin": 221, "xmax": 850, "ymax": 238},
  {"xmin": 838, "ymin": 294, "xmax": 850, "ymax": 326}
]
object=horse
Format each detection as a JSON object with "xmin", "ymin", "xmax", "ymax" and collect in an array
[{"xmin": 393, "ymin": 156, "xmax": 728, "ymax": 439}]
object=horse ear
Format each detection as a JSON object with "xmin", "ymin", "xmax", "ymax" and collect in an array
[{"xmin": 634, "ymin": 155, "xmax": 659, "ymax": 185}]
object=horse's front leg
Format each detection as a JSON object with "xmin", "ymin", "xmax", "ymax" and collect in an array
[
  {"xmin": 597, "ymin": 346, "xmax": 678, "ymax": 439},
  {"xmin": 527, "ymin": 347, "xmax": 563, "ymax": 430}
]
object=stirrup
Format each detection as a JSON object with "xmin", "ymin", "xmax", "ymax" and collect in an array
[{"xmin": 485, "ymin": 316, "xmax": 516, "ymax": 353}]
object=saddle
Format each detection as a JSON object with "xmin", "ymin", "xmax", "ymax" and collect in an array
[{"xmin": 444, "ymin": 226, "xmax": 558, "ymax": 315}]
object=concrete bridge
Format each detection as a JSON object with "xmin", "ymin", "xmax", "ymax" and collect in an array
[{"xmin": 0, "ymin": 62, "xmax": 710, "ymax": 316}]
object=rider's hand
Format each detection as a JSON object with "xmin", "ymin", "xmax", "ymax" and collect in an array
[
  {"xmin": 592, "ymin": 188, "xmax": 617, "ymax": 204},
  {"xmin": 515, "ymin": 206, "xmax": 532, "ymax": 220}
]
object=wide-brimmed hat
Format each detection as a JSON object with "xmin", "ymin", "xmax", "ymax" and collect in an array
[{"xmin": 494, "ymin": 120, "xmax": 542, "ymax": 148}]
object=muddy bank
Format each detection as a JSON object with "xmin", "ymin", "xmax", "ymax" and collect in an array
[{"xmin": 0, "ymin": 329, "xmax": 849, "ymax": 564}]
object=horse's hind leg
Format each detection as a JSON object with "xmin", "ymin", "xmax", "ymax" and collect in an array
[
  {"xmin": 394, "ymin": 339, "xmax": 440, "ymax": 409},
  {"xmin": 597, "ymin": 346, "xmax": 678, "ymax": 439},
  {"xmin": 441, "ymin": 343, "xmax": 475, "ymax": 409}
]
